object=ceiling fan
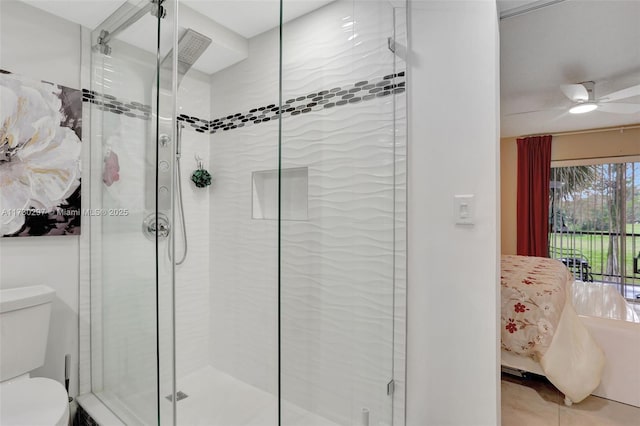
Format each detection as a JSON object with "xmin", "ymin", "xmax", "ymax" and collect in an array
[
  {"xmin": 561, "ymin": 81, "xmax": 640, "ymax": 114},
  {"xmin": 507, "ymin": 81, "xmax": 640, "ymax": 116}
]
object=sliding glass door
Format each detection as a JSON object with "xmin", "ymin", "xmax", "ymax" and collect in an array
[{"xmin": 550, "ymin": 159, "xmax": 640, "ymax": 300}]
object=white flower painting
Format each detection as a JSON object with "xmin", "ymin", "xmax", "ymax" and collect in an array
[{"xmin": 0, "ymin": 70, "xmax": 82, "ymax": 237}]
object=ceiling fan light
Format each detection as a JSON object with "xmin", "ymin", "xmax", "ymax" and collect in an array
[{"xmin": 569, "ymin": 103, "xmax": 598, "ymax": 114}]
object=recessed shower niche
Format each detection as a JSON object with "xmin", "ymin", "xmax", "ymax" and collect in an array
[{"xmin": 252, "ymin": 167, "xmax": 308, "ymax": 221}]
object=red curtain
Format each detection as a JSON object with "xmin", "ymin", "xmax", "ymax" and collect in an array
[{"xmin": 516, "ymin": 135, "xmax": 552, "ymax": 257}]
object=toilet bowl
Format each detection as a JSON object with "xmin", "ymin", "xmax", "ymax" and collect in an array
[
  {"xmin": 0, "ymin": 285, "xmax": 70, "ymax": 426},
  {"xmin": 1, "ymin": 377, "xmax": 69, "ymax": 426}
]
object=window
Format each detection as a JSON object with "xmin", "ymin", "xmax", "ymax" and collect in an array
[{"xmin": 549, "ymin": 159, "xmax": 640, "ymax": 300}]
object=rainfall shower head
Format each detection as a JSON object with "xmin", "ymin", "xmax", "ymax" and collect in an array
[
  {"xmin": 177, "ymin": 29, "xmax": 212, "ymax": 67},
  {"xmin": 161, "ymin": 29, "xmax": 212, "ymax": 86}
]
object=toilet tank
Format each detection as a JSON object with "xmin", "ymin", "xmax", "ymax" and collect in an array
[{"xmin": 0, "ymin": 285, "xmax": 55, "ymax": 382}]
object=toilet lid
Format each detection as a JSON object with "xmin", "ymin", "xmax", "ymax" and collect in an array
[{"xmin": 1, "ymin": 377, "xmax": 69, "ymax": 426}]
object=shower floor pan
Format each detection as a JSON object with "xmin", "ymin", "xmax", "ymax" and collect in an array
[{"xmin": 82, "ymin": 366, "xmax": 341, "ymax": 426}]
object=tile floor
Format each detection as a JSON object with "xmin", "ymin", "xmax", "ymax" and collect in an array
[{"xmin": 501, "ymin": 373, "xmax": 640, "ymax": 426}]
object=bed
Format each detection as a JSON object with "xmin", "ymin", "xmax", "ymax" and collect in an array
[{"xmin": 500, "ymin": 255, "xmax": 605, "ymax": 405}]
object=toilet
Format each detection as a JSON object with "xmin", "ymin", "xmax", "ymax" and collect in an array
[{"xmin": 0, "ymin": 285, "xmax": 70, "ymax": 426}]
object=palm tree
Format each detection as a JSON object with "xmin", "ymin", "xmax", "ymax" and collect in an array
[
  {"xmin": 549, "ymin": 166, "xmax": 596, "ymax": 232},
  {"xmin": 551, "ymin": 165, "xmax": 596, "ymax": 198}
]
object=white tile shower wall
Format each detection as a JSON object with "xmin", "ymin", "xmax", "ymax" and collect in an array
[
  {"xmin": 209, "ymin": 21, "xmax": 280, "ymax": 117},
  {"xmin": 208, "ymin": 1, "xmax": 404, "ymax": 425},
  {"xmin": 175, "ymin": 69, "xmax": 211, "ymax": 381},
  {"xmin": 279, "ymin": 102, "xmax": 397, "ymax": 426},
  {"xmin": 207, "ymin": 117, "xmax": 280, "ymax": 392},
  {"xmin": 0, "ymin": 0, "xmax": 83, "ymax": 398}
]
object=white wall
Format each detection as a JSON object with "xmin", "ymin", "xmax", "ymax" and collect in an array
[
  {"xmin": 0, "ymin": 0, "xmax": 84, "ymax": 398},
  {"xmin": 406, "ymin": 1, "xmax": 500, "ymax": 425}
]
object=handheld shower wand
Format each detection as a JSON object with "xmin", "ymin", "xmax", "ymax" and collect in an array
[{"xmin": 171, "ymin": 122, "xmax": 188, "ymax": 265}]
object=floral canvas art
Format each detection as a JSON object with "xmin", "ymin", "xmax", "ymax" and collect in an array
[{"xmin": 0, "ymin": 70, "xmax": 82, "ymax": 237}]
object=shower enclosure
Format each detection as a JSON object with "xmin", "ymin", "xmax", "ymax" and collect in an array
[{"xmin": 87, "ymin": 0, "xmax": 407, "ymax": 424}]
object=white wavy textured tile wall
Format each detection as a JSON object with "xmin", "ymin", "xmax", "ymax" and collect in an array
[
  {"xmin": 208, "ymin": 122, "xmax": 280, "ymax": 394},
  {"xmin": 281, "ymin": 1, "xmax": 395, "ymax": 97},
  {"xmin": 279, "ymin": 103, "xmax": 396, "ymax": 426},
  {"xmin": 210, "ymin": 29, "xmax": 280, "ymax": 117},
  {"xmin": 175, "ymin": 71, "xmax": 211, "ymax": 381}
]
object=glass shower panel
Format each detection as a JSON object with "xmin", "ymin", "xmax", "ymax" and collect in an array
[
  {"xmin": 391, "ymin": 5, "xmax": 408, "ymax": 426},
  {"xmin": 89, "ymin": 0, "xmax": 177, "ymax": 424},
  {"xmin": 280, "ymin": 1, "xmax": 406, "ymax": 425},
  {"xmin": 172, "ymin": 1, "xmax": 281, "ymax": 425}
]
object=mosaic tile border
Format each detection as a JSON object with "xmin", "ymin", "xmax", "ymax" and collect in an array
[
  {"xmin": 81, "ymin": 71, "xmax": 406, "ymax": 134},
  {"xmin": 82, "ymin": 89, "xmax": 152, "ymax": 121},
  {"xmin": 177, "ymin": 113, "xmax": 214, "ymax": 133},
  {"xmin": 75, "ymin": 404, "xmax": 100, "ymax": 426},
  {"xmin": 208, "ymin": 71, "xmax": 405, "ymax": 134}
]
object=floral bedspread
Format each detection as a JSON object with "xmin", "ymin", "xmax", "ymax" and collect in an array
[{"xmin": 501, "ymin": 255, "xmax": 572, "ymax": 360}]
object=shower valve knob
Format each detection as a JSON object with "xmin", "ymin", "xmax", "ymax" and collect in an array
[
  {"xmin": 143, "ymin": 213, "xmax": 170, "ymax": 240},
  {"xmin": 159, "ymin": 134, "xmax": 171, "ymax": 147},
  {"xmin": 154, "ymin": 222, "xmax": 170, "ymax": 238}
]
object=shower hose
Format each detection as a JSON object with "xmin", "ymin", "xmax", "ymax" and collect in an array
[{"xmin": 170, "ymin": 123, "xmax": 188, "ymax": 265}]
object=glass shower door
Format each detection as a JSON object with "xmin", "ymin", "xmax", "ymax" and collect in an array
[
  {"xmin": 279, "ymin": 1, "xmax": 407, "ymax": 425},
  {"xmin": 89, "ymin": 0, "xmax": 177, "ymax": 424}
]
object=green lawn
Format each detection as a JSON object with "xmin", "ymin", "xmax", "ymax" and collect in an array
[
  {"xmin": 626, "ymin": 223, "xmax": 640, "ymax": 234},
  {"xmin": 549, "ymin": 228, "xmax": 639, "ymax": 285}
]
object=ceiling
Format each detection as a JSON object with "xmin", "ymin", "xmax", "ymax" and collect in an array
[
  {"xmin": 499, "ymin": 0, "xmax": 640, "ymax": 137},
  {"xmin": 18, "ymin": 0, "xmax": 334, "ymax": 74},
  {"xmin": 185, "ymin": 0, "xmax": 335, "ymax": 38},
  {"xmin": 19, "ymin": 0, "xmax": 335, "ymax": 36},
  {"xmin": 497, "ymin": 0, "xmax": 556, "ymax": 15}
]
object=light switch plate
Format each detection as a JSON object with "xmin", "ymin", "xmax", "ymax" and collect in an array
[{"xmin": 454, "ymin": 194, "xmax": 475, "ymax": 225}]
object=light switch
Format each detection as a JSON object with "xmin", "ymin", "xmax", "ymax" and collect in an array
[{"xmin": 454, "ymin": 194, "xmax": 475, "ymax": 225}]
